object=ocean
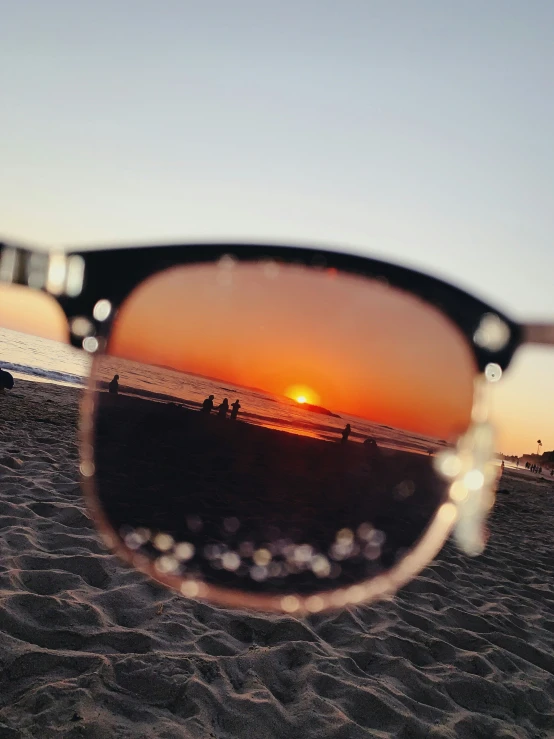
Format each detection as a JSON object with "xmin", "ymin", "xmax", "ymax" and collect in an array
[{"xmin": 0, "ymin": 327, "xmax": 441, "ymax": 455}]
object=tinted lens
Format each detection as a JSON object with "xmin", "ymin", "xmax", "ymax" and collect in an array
[{"xmin": 87, "ymin": 261, "xmax": 476, "ymax": 603}]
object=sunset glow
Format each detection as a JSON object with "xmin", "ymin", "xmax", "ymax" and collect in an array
[{"xmin": 108, "ymin": 262, "xmax": 476, "ymax": 439}]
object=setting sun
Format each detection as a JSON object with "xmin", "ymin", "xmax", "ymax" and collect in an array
[{"xmin": 284, "ymin": 385, "xmax": 321, "ymax": 406}]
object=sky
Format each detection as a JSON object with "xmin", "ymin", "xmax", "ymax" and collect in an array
[
  {"xmin": 1, "ymin": 1, "xmax": 553, "ymax": 455},
  {"xmin": 109, "ymin": 263, "xmax": 476, "ymax": 439}
]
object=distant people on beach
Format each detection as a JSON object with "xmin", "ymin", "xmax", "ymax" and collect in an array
[
  {"xmin": 108, "ymin": 374, "xmax": 119, "ymax": 394},
  {"xmin": 501, "ymin": 460, "xmax": 505, "ymax": 470},
  {"xmin": 0, "ymin": 368, "xmax": 14, "ymax": 392},
  {"xmin": 201, "ymin": 394, "xmax": 215, "ymax": 413},
  {"xmin": 201, "ymin": 394, "xmax": 243, "ymax": 419},
  {"xmin": 217, "ymin": 398, "xmax": 230, "ymax": 418},
  {"xmin": 341, "ymin": 424, "xmax": 351, "ymax": 443}
]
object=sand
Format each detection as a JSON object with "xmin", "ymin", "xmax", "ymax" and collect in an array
[{"xmin": 0, "ymin": 379, "xmax": 553, "ymax": 738}]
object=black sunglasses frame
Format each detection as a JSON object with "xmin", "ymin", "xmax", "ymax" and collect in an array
[
  {"xmin": 3, "ymin": 238, "xmax": 553, "ymax": 614},
  {"xmin": 0, "ymin": 241, "xmax": 527, "ymax": 372}
]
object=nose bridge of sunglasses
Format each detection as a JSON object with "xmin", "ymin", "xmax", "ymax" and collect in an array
[{"xmin": 67, "ymin": 301, "xmax": 114, "ymax": 355}]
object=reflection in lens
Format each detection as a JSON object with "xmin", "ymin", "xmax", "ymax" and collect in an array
[{"xmin": 90, "ymin": 262, "xmax": 476, "ymax": 599}]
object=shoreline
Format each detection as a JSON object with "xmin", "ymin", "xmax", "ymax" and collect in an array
[{"xmin": 2, "ymin": 373, "xmax": 445, "ymax": 455}]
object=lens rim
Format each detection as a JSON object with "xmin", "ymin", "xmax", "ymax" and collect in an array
[
  {"xmin": 80, "ymin": 356, "xmax": 460, "ymax": 616},
  {"xmin": 55, "ymin": 242, "xmax": 522, "ymax": 374},
  {"xmin": 65, "ymin": 243, "xmax": 509, "ymax": 616}
]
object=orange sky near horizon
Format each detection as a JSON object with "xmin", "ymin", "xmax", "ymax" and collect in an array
[
  {"xmin": 0, "ymin": 284, "xmax": 69, "ymax": 342},
  {"xmin": 108, "ymin": 263, "xmax": 476, "ymax": 439}
]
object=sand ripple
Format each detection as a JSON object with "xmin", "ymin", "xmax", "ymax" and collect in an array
[{"xmin": 0, "ymin": 383, "xmax": 553, "ymax": 737}]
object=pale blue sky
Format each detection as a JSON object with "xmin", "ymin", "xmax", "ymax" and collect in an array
[{"xmin": 1, "ymin": 1, "xmax": 553, "ymax": 453}]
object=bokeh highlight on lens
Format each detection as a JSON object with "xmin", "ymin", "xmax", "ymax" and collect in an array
[{"xmin": 89, "ymin": 261, "xmax": 477, "ymax": 600}]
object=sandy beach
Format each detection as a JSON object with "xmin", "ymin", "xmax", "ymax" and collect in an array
[{"xmin": 1, "ymin": 378, "xmax": 553, "ymax": 738}]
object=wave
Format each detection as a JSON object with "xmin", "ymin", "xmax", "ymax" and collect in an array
[{"xmin": 1, "ymin": 362, "xmax": 85, "ymax": 387}]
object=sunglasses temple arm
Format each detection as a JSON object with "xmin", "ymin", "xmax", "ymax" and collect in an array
[{"xmin": 521, "ymin": 323, "xmax": 554, "ymax": 347}]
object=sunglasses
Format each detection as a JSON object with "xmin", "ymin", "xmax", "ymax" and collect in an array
[{"xmin": 1, "ymin": 240, "xmax": 551, "ymax": 616}]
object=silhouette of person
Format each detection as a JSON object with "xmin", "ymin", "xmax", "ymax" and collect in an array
[
  {"xmin": 230, "ymin": 399, "xmax": 241, "ymax": 420},
  {"xmin": 501, "ymin": 460, "xmax": 505, "ymax": 470},
  {"xmin": 201, "ymin": 394, "xmax": 215, "ymax": 413},
  {"xmin": 341, "ymin": 424, "xmax": 351, "ymax": 443},
  {"xmin": 0, "ymin": 368, "xmax": 14, "ymax": 392},
  {"xmin": 217, "ymin": 398, "xmax": 229, "ymax": 418},
  {"xmin": 363, "ymin": 437, "xmax": 380, "ymax": 459},
  {"xmin": 109, "ymin": 374, "xmax": 119, "ymax": 394}
]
